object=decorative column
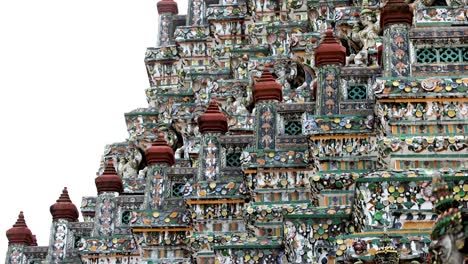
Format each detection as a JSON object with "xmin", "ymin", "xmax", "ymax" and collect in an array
[
  {"xmin": 5, "ymin": 212, "xmax": 34, "ymax": 264},
  {"xmin": 132, "ymin": 132, "xmax": 191, "ymax": 263},
  {"xmin": 187, "ymin": 0, "xmax": 203, "ymax": 26},
  {"xmin": 143, "ymin": 132, "xmax": 175, "ymax": 209},
  {"xmin": 380, "ymin": 0, "xmax": 413, "ymax": 77},
  {"xmin": 93, "ymin": 160, "xmax": 123, "ymax": 236},
  {"xmin": 47, "ymin": 187, "xmax": 79, "ymax": 263},
  {"xmin": 252, "ymin": 69, "xmax": 283, "ymax": 150},
  {"xmin": 157, "ymin": 0, "xmax": 178, "ymax": 46},
  {"xmin": 314, "ymin": 29, "xmax": 346, "ymax": 115},
  {"xmin": 197, "ymin": 100, "xmax": 228, "ymax": 181},
  {"xmin": 188, "ymin": 100, "xmax": 230, "ymax": 263}
]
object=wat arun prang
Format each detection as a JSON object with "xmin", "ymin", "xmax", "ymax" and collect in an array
[{"xmin": 4, "ymin": 0, "xmax": 468, "ymax": 263}]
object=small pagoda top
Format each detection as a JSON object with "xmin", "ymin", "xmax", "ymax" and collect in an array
[
  {"xmin": 146, "ymin": 132, "xmax": 175, "ymax": 166},
  {"xmin": 314, "ymin": 29, "xmax": 346, "ymax": 67},
  {"xmin": 95, "ymin": 160, "xmax": 123, "ymax": 194},
  {"xmin": 198, "ymin": 100, "xmax": 228, "ymax": 134},
  {"xmin": 50, "ymin": 187, "xmax": 79, "ymax": 222},
  {"xmin": 253, "ymin": 69, "xmax": 283, "ymax": 103},
  {"xmin": 157, "ymin": 0, "xmax": 178, "ymax": 15},
  {"xmin": 6, "ymin": 211, "xmax": 34, "ymax": 246}
]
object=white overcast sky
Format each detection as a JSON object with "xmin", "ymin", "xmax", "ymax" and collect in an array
[{"xmin": 0, "ymin": 0, "xmax": 188, "ymax": 260}]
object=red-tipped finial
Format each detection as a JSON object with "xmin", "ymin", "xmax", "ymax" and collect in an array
[
  {"xmin": 380, "ymin": 0, "xmax": 413, "ymax": 29},
  {"xmin": 198, "ymin": 100, "xmax": 228, "ymax": 134},
  {"xmin": 157, "ymin": 0, "xmax": 178, "ymax": 14},
  {"xmin": 314, "ymin": 29, "xmax": 346, "ymax": 66},
  {"xmin": 253, "ymin": 69, "xmax": 283, "ymax": 103},
  {"xmin": 50, "ymin": 187, "xmax": 79, "ymax": 222},
  {"xmin": 6, "ymin": 211, "xmax": 34, "ymax": 245},
  {"xmin": 95, "ymin": 160, "xmax": 123, "ymax": 194},
  {"xmin": 146, "ymin": 133, "xmax": 175, "ymax": 166}
]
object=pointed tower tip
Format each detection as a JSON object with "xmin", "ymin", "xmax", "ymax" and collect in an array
[
  {"xmin": 96, "ymin": 160, "xmax": 123, "ymax": 194},
  {"xmin": 198, "ymin": 99, "xmax": 228, "ymax": 134},
  {"xmin": 146, "ymin": 132, "xmax": 175, "ymax": 166},
  {"xmin": 253, "ymin": 66, "xmax": 283, "ymax": 103},
  {"xmin": 6, "ymin": 211, "xmax": 33, "ymax": 245},
  {"xmin": 50, "ymin": 188, "xmax": 79, "ymax": 221}
]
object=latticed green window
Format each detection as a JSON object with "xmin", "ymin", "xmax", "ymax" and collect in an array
[
  {"xmin": 416, "ymin": 48, "xmax": 437, "ymax": 63},
  {"xmin": 285, "ymin": 121, "xmax": 302, "ymax": 135},
  {"xmin": 439, "ymin": 48, "xmax": 460, "ymax": 63},
  {"xmin": 416, "ymin": 47, "xmax": 467, "ymax": 63},
  {"xmin": 348, "ymin": 85, "xmax": 367, "ymax": 100},
  {"xmin": 226, "ymin": 153, "xmax": 241, "ymax": 167}
]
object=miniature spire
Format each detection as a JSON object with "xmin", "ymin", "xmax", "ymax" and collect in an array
[
  {"xmin": 252, "ymin": 69, "xmax": 283, "ymax": 103},
  {"xmin": 197, "ymin": 100, "xmax": 228, "ymax": 134},
  {"xmin": 314, "ymin": 29, "xmax": 346, "ymax": 66},
  {"xmin": 6, "ymin": 211, "xmax": 33, "ymax": 245},
  {"xmin": 157, "ymin": 0, "xmax": 178, "ymax": 14},
  {"xmin": 50, "ymin": 187, "xmax": 79, "ymax": 222},
  {"xmin": 380, "ymin": 0, "xmax": 413, "ymax": 29},
  {"xmin": 95, "ymin": 160, "xmax": 123, "ymax": 194},
  {"xmin": 146, "ymin": 132, "xmax": 175, "ymax": 166}
]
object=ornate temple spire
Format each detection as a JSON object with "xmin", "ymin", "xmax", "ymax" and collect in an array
[
  {"xmin": 380, "ymin": 0, "xmax": 413, "ymax": 29},
  {"xmin": 145, "ymin": 132, "xmax": 175, "ymax": 166},
  {"xmin": 6, "ymin": 211, "xmax": 33, "ymax": 245},
  {"xmin": 95, "ymin": 160, "xmax": 123, "ymax": 194},
  {"xmin": 157, "ymin": 0, "xmax": 178, "ymax": 15},
  {"xmin": 50, "ymin": 187, "xmax": 79, "ymax": 222},
  {"xmin": 252, "ymin": 69, "xmax": 283, "ymax": 103},
  {"xmin": 198, "ymin": 100, "xmax": 228, "ymax": 134},
  {"xmin": 314, "ymin": 29, "xmax": 346, "ymax": 66}
]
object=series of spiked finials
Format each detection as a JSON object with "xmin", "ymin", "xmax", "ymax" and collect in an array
[
  {"xmin": 6, "ymin": 0, "xmax": 185, "ymax": 246},
  {"xmin": 4, "ymin": 7, "xmax": 388, "ymax": 243},
  {"xmin": 6, "ymin": 187, "xmax": 78, "ymax": 246},
  {"xmin": 5, "ymin": 0, "xmax": 416, "ymax": 251},
  {"xmin": 4, "ymin": 99, "xmax": 231, "ymax": 245}
]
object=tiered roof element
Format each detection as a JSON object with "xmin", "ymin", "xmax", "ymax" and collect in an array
[
  {"xmin": 146, "ymin": 132, "xmax": 175, "ymax": 165},
  {"xmin": 156, "ymin": 0, "xmax": 178, "ymax": 14},
  {"xmin": 252, "ymin": 69, "xmax": 283, "ymax": 103},
  {"xmin": 197, "ymin": 100, "xmax": 228, "ymax": 134},
  {"xmin": 314, "ymin": 30, "xmax": 346, "ymax": 66},
  {"xmin": 380, "ymin": 0, "xmax": 413, "ymax": 28},
  {"xmin": 95, "ymin": 160, "xmax": 123, "ymax": 194},
  {"xmin": 49, "ymin": 187, "xmax": 79, "ymax": 221},
  {"xmin": 6, "ymin": 212, "xmax": 34, "ymax": 246}
]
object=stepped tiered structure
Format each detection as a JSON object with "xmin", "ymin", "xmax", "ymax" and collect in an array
[{"xmin": 4, "ymin": 0, "xmax": 468, "ymax": 263}]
